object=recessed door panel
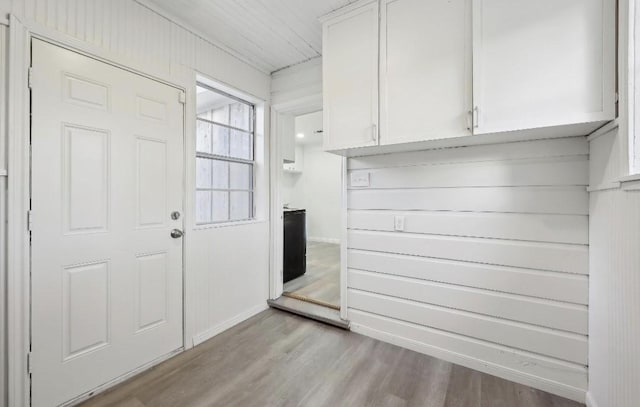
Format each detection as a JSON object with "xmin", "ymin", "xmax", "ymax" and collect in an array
[
  {"xmin": 136, "ymin": 252, "xmax": 168, "ymax": 332},
  {"xmin": 137, "ymin": 95, "xmax": 167, "ymax": 122},
  {"xmin": 62, "ymin": 261, "xmax": 110, "ymax": 360},
  {"xmin": 64, "ymin": 73, "xmax": 110, "ymax": 110},
  {"xmin": 63, "ymin": 124, "xmax": 110, "ymax": 234},
  {"xmin": 136, "ymin": 137, "xmax": 167, "ymax": 228}
]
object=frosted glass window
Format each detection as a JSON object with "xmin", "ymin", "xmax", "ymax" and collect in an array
[
  {"xmin": 196, "ymin": 191, "xmax": 212, "ymax": 224},
  {"xmin": 230, "ymin": 163, "xmax": 251, "ymax": 190},
  {"xmin": 229, "ymin": 103, "xmax": 252, "ymax": 131},
  {"xmin": 196, "ymin": 121, "xmax": 212, "ymax": 154},
  {"xmin": 195, "ymin": 83, "xmax": 255, "ymax": 224},
  {"xmin": 230, "ymin": 191, "xmax": 252, "ymax": 221},
  {"xmin": 230, "ymin": 130, "xmax": 253, "ymax": 160},
  {"xmin": 211, "ymin": 191, "xmax": 229, "ymax": 222}
]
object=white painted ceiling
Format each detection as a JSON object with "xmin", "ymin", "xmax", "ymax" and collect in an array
[{"xmin": 140, "ymin": 0, "xmax": 358, "ymax": 73}]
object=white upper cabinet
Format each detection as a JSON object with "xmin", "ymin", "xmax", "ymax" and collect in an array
[
  {"xmin": 472, "ymin": 0, "xmax": 615, "ymax": 135},
  {"xmin": 380, "ymin": 0, "xmax": 471, "ymax": 144},
  {"xmin": 322, "ymin": 1, "xmax": 379, "ymax": 150},
  {"xmin": 322, "ymin": 0, "xmax": 615, "ymax": 154}
]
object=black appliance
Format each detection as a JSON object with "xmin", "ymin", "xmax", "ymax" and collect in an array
[{"xmin": 283, "ymin": 208, "xmax": 306, "ymax": 283}]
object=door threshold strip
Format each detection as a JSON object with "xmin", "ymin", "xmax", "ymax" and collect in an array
[{"xmin": 282, "ymin": 291, "xmax": 341, "ymax": 310}]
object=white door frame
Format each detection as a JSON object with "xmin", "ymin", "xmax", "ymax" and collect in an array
[
  {"xmin": 268, "ymin": 94, "xmax": 349, "ymax": 321},
  {"xmin": 6, "ymin": 15, "xmax": 194, "ymax": 407}
]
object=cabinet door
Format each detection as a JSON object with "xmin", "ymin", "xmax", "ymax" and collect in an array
[
  {"xmin": 472, "ymin": 0, "xmax": 615, "ymax": 135},
  {"xmin": 323, "ymin": 2, "xmax": 379, "ymax": 150},
  {"xmin": 380, "ymin": 0, "xmax": 471, "ymax": 144}
]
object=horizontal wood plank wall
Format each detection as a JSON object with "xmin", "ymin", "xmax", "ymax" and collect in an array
[{"xmin": 346, "ymin": 137, "xmax": 589, "ymax": 400}]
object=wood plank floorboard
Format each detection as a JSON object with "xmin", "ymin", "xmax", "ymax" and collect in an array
[
  {"xmin": 79, "ymin": 309, "xmax": 584, "ymax": 407},
  {"xmin": 283, "ymin": 242, "xmax": 340, "ymax": 307}
]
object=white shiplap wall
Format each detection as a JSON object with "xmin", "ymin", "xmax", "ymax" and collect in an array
[
  {"xmin": 588, "ymin": 125, "xmax": 640, "ymax": 407},
  {"xmin": 346, "ymin": 137, "xmax": 590, "ymax": 401}
]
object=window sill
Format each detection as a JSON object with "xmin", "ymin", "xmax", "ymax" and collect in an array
[
  {"xmin": 193, "ymin": 219, "xmax": 267, "ymax": 230},
  {"xmin": 620, "ymin": 174, "xmax": 640, "ymax": 191}
]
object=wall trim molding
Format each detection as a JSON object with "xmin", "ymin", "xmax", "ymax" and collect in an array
[
  {"xmin": 191, "ymin": 303, "xmax": 268, "ymax": 347},
  {"xmin": 587, "ymin": 119, "xmax": 619, "ymax": 142},
  {"xmin": 308, "ymin": 236, "xmax": 341, "ymax": 244},
  {"xmin": 7, "ymin": 14, "xmax": 31, "ymax": 407},
  {"xmin": 351, "ymin": 322, "xmax": 587, "ymax": 403},
  {"xmin": 587, "ymin": 182, "xmax": 622, "ymax": 192},
  {"xmin": 585, "ymin": 392, "xmax": 599, "ymax": 407}
]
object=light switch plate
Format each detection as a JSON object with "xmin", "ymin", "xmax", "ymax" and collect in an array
[
  {"xmin": 394, "ymin": 215, "xmax": 405, "ymax": 231},
  {"xmin": 350, "ymin": 171, "xmax": 370, "ymax": 187}
]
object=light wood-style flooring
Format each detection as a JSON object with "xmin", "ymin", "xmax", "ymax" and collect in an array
[
  {"xmin": 283, "ymin": 241, "xmax": 340, "ymax": 307},
  {"xmin": 80, "ymin": 309, "xmax": 584, "ymax": 407}
]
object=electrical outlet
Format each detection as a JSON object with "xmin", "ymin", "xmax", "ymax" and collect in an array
[
  {"xmin": 394, "ymin": 215, "xmax": 405, "ymax": 231},
  {"xmin": 350, "ymin": 171, "xmax": 370, "ymax": 187}
]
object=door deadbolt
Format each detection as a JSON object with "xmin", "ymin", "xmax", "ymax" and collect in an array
[{"xmin": 171, "ymin": 211, "xmax": 181, "ymax": 220}]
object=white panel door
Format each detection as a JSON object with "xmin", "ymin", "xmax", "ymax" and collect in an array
[
  {"xmin": 472, "ymin": 0, "xmax": 615, "ymax": 135},
  {"xmin": 380, "ymin": 0, "xmax": 471, "ymax": 144},
  {"xmin": 323, "ymin": 1, "xmax": 379, "ymax": 151},
  {"xmin": 30, "ymin": 39, "xmax": 184, "ymax": 407}
]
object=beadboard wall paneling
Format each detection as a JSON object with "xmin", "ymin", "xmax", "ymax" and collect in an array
[
  {"xmin": 588, "ymin": 126, "xmax": 640, "ymax": 407},
  {"xmin": 271, "ymin": 57, "xmax": 322, "ymax": 107},
  {"xmin": 0, "ymin": 0, "xmax": 270, "ymax": 99},
  {"xmin": 346, "ymin": 136, "xmax": 590, "ymax": 401}
]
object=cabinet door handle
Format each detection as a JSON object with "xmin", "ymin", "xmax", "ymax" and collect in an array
[
  {"xmin": 371, "ymin": 124, "xmax": 378, "ymax": 142},
  {"xmin": 473, "ymin": 106, "xmax": 479, "ymax": 128}
]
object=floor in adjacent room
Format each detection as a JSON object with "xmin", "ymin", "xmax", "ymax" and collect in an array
[
  {"xmin": 283, "ymin": 241, "xmax": 340, "ymax": 307},
  {"xmin": 80, "ymin": 309, "xmax": 584, "ymax": 407}
]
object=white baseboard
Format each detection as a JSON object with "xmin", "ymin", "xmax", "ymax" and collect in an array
[
  {"xmin": 351, "ymin": 322, "xmax": 587, "ymax": 404},
  {"xmin": 585, "ymin": 392, "xmax": 599, "ymax": 407},
  {"xmin": 191, "ymin": 303, "xmax": 268, "ymax": 347},
  {"xmin": 308, "ymin": 236, "xmax": 340, "ymax": 244}
]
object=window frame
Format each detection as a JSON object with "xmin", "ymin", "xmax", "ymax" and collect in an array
[{"xmin": 195, "ymin": 82, "xmax": 257, "ymax": 225}]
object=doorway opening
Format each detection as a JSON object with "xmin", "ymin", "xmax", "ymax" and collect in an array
[
  {"xmin": 281, "ymin": 111, "xmax": 341, "ymax": 310},
  {"xmin": 269, "ymin": 107, "xmax": 348, "ymax": 328}
]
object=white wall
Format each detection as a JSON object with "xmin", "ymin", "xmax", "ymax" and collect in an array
[
  {"xmin": 588, "ymin": 131, "xmax": 640, "ymax": 406},
  {"xmin": 585, "ymin": 1, "xmax": 640, "ymax": 404},
  {"xmin": 298, "ymin": 143, "xmax": 342, "ymax": 243},
  {"xmin": 0, "ymin": 1, "xmax": 272, "ymax": 404},
  {"xmin": 281, "ymin": 111, "xmax": 342, "ymax": 243},
  {"xmin": 271, "ymin": 57, "xmax": 322, "ymax": 108},
  {"xmin": 282, "ymin": 144, "xmax": 342, "ymax": 243},
  {"xmin": 281, "ymin": 145, "xmax": 304, "ymax": 208},
  {"xmin": 346, "ymin": 137, "xmax": 590, "ymax": 402}
]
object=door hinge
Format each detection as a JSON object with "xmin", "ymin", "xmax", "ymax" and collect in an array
[
  {"xmin": 27, "ymin": 352, "xmax": 32, "ymax": 374},
  {"xmin": 27, "ymin": 210, "xmax": 33, "ymax": 231},
  {"xmin": 178, "ymin": 91, "xmax": 186, "ymax": 104},
  {"xmin": 28, "ymin": 67, "xmax": 33, "ymax": 89},
  {"xmin": 615, "ymin": 91, "xmax": 619, "ymax": 103}
]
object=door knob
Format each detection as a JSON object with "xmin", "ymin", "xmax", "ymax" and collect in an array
[{"xmin": 170, "ymin": 229, "xmax": 184, "ymax": 239}]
